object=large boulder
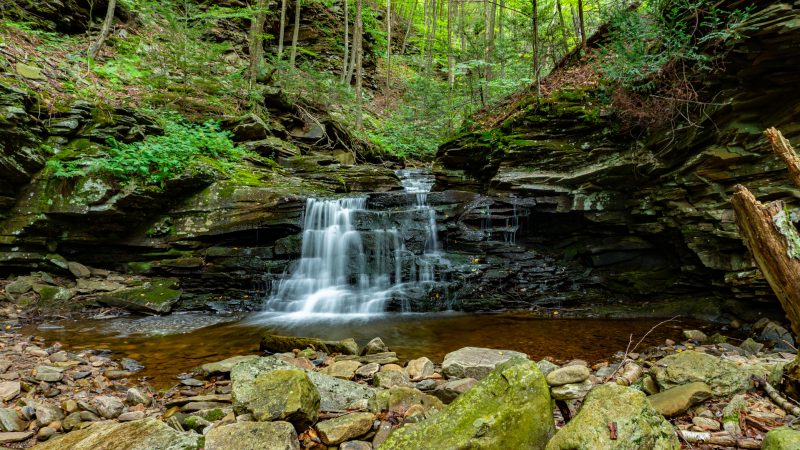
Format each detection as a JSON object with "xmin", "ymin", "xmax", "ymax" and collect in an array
[
  {"xmin": 380, "ymin": 357, "xmax": 554, "ymax": 449},
  {"xmin": 205, "ymin": 421, "xmax": 300, "ymax": 450},
  {"xmin": 316, "ymin": 412, "xmax": 375, "ymax": 445},
  {"xmin": 442, "ymin": 347, "xmax": 528, "ymax": 380},
  {"xmin": 546, "ymin": 384, "xmax": 679, "ymax": 450},
  {"xmin": 763, "ymin": 426, "xmax": 800, "ymax": 450},
  {"xmin": 650, "ymin": 351, "xmax": 763, "ymax": 397},
  {"xmin": 33, "ymin": 417, "xmax": 200, "ymax": 450},
  {"xmin": 260, "ymin": 334, "xmax": 359, "ymax": 355},
  {"xmin": 231, "ymin": 357, "xmax": 375, "ymax": 412},
  {"xmin": 233, "ymin": 369, "xmax": 319, "ymax": 427},
  {"xmin": 95, "ymin": 279, "xmax": 181, "ymax": 314},
  {"xmin": 647, "ymin": 382, "xmax": 712, "ymax": 417}
]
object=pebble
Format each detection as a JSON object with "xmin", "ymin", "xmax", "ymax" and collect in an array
[
  {"xmin": 180, "ymin": 378, "xmax": 204, "ymax": 387},
  {"xmin": 72, "ymin": 371, "xmax": 91, "ymax": 380}
]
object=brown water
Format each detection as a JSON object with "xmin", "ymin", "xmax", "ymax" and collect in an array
[{"xmin": 24, "ymin": 312, "xmax": 707, "ymax": 388}]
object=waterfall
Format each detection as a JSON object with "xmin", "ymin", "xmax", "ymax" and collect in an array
[{"xmin": 263, "ymin": 170, "xmax": 444, "ymax": 318}]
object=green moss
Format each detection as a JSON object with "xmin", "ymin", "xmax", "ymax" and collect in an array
[{"xmin": 127, "ymin": 261, "xmax": 152, "ymax": 274}]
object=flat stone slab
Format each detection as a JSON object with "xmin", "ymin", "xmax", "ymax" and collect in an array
[{"xmin": 442, "ymin": 347, "xmax": 528, "ymax": 380}]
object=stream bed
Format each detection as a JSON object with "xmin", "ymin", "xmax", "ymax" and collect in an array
[{"xmin": 22, "ymin": 312, "xmax": 710, "ymax": 388}]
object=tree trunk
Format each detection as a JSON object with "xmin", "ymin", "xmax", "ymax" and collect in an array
[
  {"xmin": 531, "ymin": 0, "xmax": 540, "ymax": 95},
  {"xmin": 426, "ymin": 0, "xmax": 438, "ymax": 78},
  {"xmin": 386, "ymin": 0, "xmax": 392, "ymax": 94},
  {"xmin": 732, "ymin": 185, "xmax": 800, "ymax": 336},
  {"xmin": 289, "ymin": 0, "xmax": 302, "ymax": 68},
  {"xmin": 354, "ymin": 0, "xmax": 363, "ymax": 129},
  {"xmin": 278, "ymin": 0, "xmax": 288, "ymax": 60},
  {"xmin": 447, "ymin": 0, "xmax": 454, "ymax": 89},
  {"xmin": 341, "ymin": 0, "xmax": 349, "ymax": 81},
  {"xmin": 400, "ymin": 0, "xmax": 418, "ymax": 55},
  {"xmin": 766, "ymin": 127, "xmax": 800, "ymax": 188},
  {"xmin": 577, "ymin": 0, "xmax": 586, "ymax": 47},
  {"xmin": 88, "ymin": 0, "xmax": 117, "ymax": 59},
  {"xmin": 556, "ymin": 0, "xmax": 569, "ymax": 55},
  {"xmin": 498, "ymin": 0, "xmax": 504, "ymax": 77},
  {"xmin": 247, "ymin": 0, "xmax": 268, "ymax": 83}
]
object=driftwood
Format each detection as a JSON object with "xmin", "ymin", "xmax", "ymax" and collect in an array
[
  {"xmin": 752, "ymin": 375, "xmax": 800, "ymax": 416},
  {"xmin": 731, "ymin": 128, "xmax": 800, "ymax": 336},
  {"xmin": 676, "ymin": 430, "xmax": 760, "ymax": 449}
]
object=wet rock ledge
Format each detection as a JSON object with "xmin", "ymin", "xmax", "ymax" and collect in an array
[{"xmin": 0, "ymin": 319, "xmax": 797, "ymax": 448}]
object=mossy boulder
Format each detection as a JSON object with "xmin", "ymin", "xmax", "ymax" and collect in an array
[
  {"xmin": 94, "ymin": 278, "xmax": 181, "ymax": 314},
  {"xmin": 32, "ymin": 417, "xmax": 200, "ymax": 450},
  {"xmin": 762, "ymin": 426, "xmax": 800, "ymax": 450},
  {"xmin": 32, "ymin": 284, "xmax": 73, "ymax": 306},
  {"xmin": 260, "ymin": 334, "xmax": 359, "ymax": 355},
  {"xmin": 368, "ymin": 387, "xmax": 444, "ymax": 415},
  {"xmin": 647, "ymin": 382, "xmax": 712, "ymax": 417},
  {"xmin": 233, "ymin": 369, "xmax": 319, "ymax": 428},
  {"xmin": 546, "ymin": 384, "xmax": 679, "ymax": 450},
  {"xmin": 205, "ymin": 421, "xmax": 299, "ymax": 450},
  {"xmin": 650, "ymin": 351, "xmax": 764, "ymax": 398},
  {"xmin": 380, "ymin": 357, "xmax": 554, "ymax": 449}
]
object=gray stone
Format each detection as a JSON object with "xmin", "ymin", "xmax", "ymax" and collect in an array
[
  {"xmin": 739, "ymin": 338, "xmax": 764, "ymax": 356},
  {"xmin": 432, "ymin": 378, "xmax": 478, "ymax": 404},
  {"xmin": 316, "ymin": 412, "xmax": 375, "ymax": 445},
  {"xmin": 126, "ymin": 388, "xmax": 153, "ymax": 406},
  {"xmin": 94, "ymin": 396, "xmax": 125, "ymax": 419},
  {"xmin": 341, "ymin": 441, "xmax": 372, "ymax": 450},
  {"xmin": 651, "ymin": 350, "xmax": 765, "ymax": 397},
  {"xmin": 361, "ymin": 337, "xmax": 389, "ymax": 355},
  {"xmin": 760, "ymin": 322, "xmax": 795, "ymax": 351},
  {"xmin": 0, "ymin": 408, "xmax": 26, "ymax": 432},
  {"xmin": 180, "ymin": 378, "xmax": 204, "ymax": 387},
  {"xmin": 0, "ymin": 431, "xmax": 33, "ymax": 443},
  {"xmin": 546, "ymin": 365, "xmax": 590, "ymax": 386},
  {"xmin": 33, "ymin": 417, "xmax": 200, "ymax": 450},
  {"xmin": 683, "ymin": 329, "xmax": 708, "ymax": 342},
  {"xmin": 405, "ymin": 357, "xmax": 434, "ymax": 380},
  {"xmin": 355, "ymin": 362, "xmax": 380, "ymax": 378},
  {"xmin": 442, "ymin": 347, "xmax": 528, "ymax": 380},
  {"xmin": 118, "ymin": 411, "xmax": 146, "ymax": 422},
  {"xmin": 374, "ymin": 370, "xmax": 412, "ymax": 389},
  {"xmin": 260, "ymin": 334, "xmax": 358, "ymax": 355},
  {"xmin": 322, "ymin": 360, "xmax": 361, "ymax": 380},
  {"xmin": 205, "ymin": 421, "xmax": 299, "ymax": 450},
  {"xmin": 35, "ymin": 404, "xmax": 64, "ymax": 426},
  {"xmin": 537, "ymin": 360, "xmax": 559, "ymax": 376},
  {"xmin": 551, "ymin": 380, "xmax": 594, "ymax": 400},
  {"xmin": 647, "ymin": 382, "xmax": 713, "ymax": 417},
  {"xmin": 0, "ymin": 381, "xmax": 20, "ymax": 401},
  {"xmin": 231, "ymin": 356, "xmax": 375, "ymax": 412},
  {"xmin": 415, "ymin": 379, "xmax": 437, "ymax": 391},
  {"xmin": 67, "ymin": 261, "xmax": 91, "ymax": 278},
  {"xmin": 233, "ymin": 369, "xmax": 319, "ymax": 427},
  {"xmin": 200, "ymin": 355, "xmax": 259, "ymax": 375}
]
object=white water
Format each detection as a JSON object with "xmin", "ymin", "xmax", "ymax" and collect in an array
[{"xmin": 262, "ymin": 170, "xmax": 444, "ymax": 319}]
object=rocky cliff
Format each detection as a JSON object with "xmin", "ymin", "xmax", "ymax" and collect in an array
[{"xmin": 433, "ymin": 1, "xmax": 800, "ymax": 316}]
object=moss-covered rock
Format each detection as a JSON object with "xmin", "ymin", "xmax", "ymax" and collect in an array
[
  {"xmin": 316, "ymin": 412, "xmax": 375, "ymax": 445},
  {"xmin": 32, "ymin": 417, "xmax": 200, "ymax": 450},
  {"xmin": 205, "ymin": 421, "xmax": 300, "ymax": 450},
  {"xmin": 650, "ymin": 351, "xmax": 765, "ymax": 398},
  {"xmin": 233, "ymin": 369, "xmax": 319, "ymax": 428},
  {"xmin": 368, "ymin": 387, "xmax": 444, "ymax": 415},
  {"xmin": 94, "ymin": 278, "xmax": 181, "ymax": 314},
  {"xmin": 647, "ymin": 382, "xmax": 712, "ymax": 417},
  {"xmin": 380, "ymin": 357, "xmax": 554, "ymax": 449},
  {"xmin": 260, "ymin": 334, "xmax": 359, "ymax": 355},
  {"xmin": 546, "ymin": 384, "xmax": 679, "ymax": 450},
  {"xmin": 762, "ymin": 426, "xmax": 800, "ymax": 450}
]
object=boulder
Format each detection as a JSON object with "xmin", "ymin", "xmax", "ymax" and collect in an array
[
  {"xmin": 405, "ymin": 357, "xmax": 434, "ymax": 380},
  {"xmin": 316, "ymin": 412, "xmax": 375, "ymax": 445},
  {"xmin": 442, "ymin": 347, "xmax": 527, "ymax": 380},
  {"xmin": 67, "ymin": 261, "xmax": 91, "ymax": 278},
  {"xmin": 205, "ymin": 421, "xmax": 300, "ymax": 450},
  {"xmin": 95, "ymin": 396, "xmax": 125, "ymax": 419},
  {"xmin": 380, "ymin": 357, "xmax": 554, "ymax": 449},
  {"xmin": 322, "ymin": 360, "xmax": 362, "ymax": 380},
  {"xmin": 432, "ymin": 378, "xmax": 478, "ymax": 404},
  {"xmin": 647, "ymin": 382, "xmax": 712, "ymax": 417},
  {"xmin": 546, "ymin": 365, "xmax": 590, "ymax": 386},
  {"xmin": 35, "ymin": 404, "xmax": 64, "ymax": 426},
  {"xmin": 546, "ymin": 384, "xmax": 680, "ymax": 450},
  {"xmin": 551, "ymin": 380, "xmax": 594, "ymax": 401},
  {"xmin": 374, "ymin": 370, "xmax": 412, "ymax": 389},
  {"xmin": 355, "ymin": 363, "xmax": 380, "ymax": 378},
  {"xmin": 232, "ymin": 369, "xmax": 319, "ymax": 428},
  {"xmin": 763, "ymin": 426, "xmax": 800, "ymax": 450},
  {"xmin": 650, "ymin": 351, "xmax": 762, "ymax": 397},
  {"xmin": 0, "ymin": 408, "xmax": 26, "ymax": 432},
  {"xmin": 260, "ymin": 334, "xmax": 358, "ymax": 355},
  {"xmin": 33, "ymin": 417, "xmax": 200, "ymax": 449},
  {"xmin": 231, "ymin": 357, "xmax": 375, "ymax": 412},
  {"xmin": 682, "ymin": 330, "xmax": 708, "ymax": 342},
  {"xmin": 760, "ymin": 322, "xmax": 795, "ymax": 351},
  {"xmin": 368, "ymin": 387, "xmax": 444, "ymax": 415},
  {"xmin": 95, "ymin": 279, "xmax": 181, "ymax": 314},
  {"xmin": 361, "ymin": 337, "xmax": 389, "ymax": 355}
]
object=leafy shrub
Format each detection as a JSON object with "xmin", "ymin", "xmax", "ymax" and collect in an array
[{"xmin": 47, "ymin": 120, "xmax": 250, "ymax": 185}]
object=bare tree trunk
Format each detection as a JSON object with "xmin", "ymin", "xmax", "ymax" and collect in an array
[
  {"xmin": 88, "ymin": 0, "xmax": 116, "ymax": 59},
  {"xmin": 577, "ymin": 0, "xmax": 586, "ymax": 47},
  {"xmin": 425, "ymin": 0, "xmax": 438, "ymax": 78},
  {"xmin": 248, "ymin": 0, "xmax": 268, "ymax": 83},
  {"xmin": 531, "ymin": 0, "xmax": 540, "ymax": 95},
  {"xmin": 766, "ymin": 127, "xmax": 800, "ymax": 188},
  {"xmin": 278, "ymin": 0, "xmax": 288, "ymax": 60},
  {"xmin": 355, "ymin": 0, "xmax": 364, "ymax": 129},
  {"xmin": 556, "ymin": 0, "xmax": 569, "ymax": 54},
  {"xmin": 400, "ymin": 0, "xmax": 418, "ymax": 55},
  {"xmin": 498, "ymin": 0, "xmax": 504, "ymax": 77},
  {"xmin": 447, "ymin": 0, "xmax": 454, "ymax": 89},
  {"xmin": 386, "ymin": 0, "xmax": 392, "ymax": 94},
  {"xmin": 289, "ymin": 0, "xmax": 301, "ymax": 68},
  {"xmin": 341, "ymin": 0, "xmax": 349, "ymax": 81}
]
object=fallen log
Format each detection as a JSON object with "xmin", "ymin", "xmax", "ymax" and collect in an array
[
  {"xmin": 752, "ymin": 375, "xmax": 800, "ymax": 416},
  {"xmin": 765, "ymin": 127, "xmax": 800, "ymax": 188},
  {"xmin": 732, "ymin": 184, "xmax": 800, "ymax": 336},
  {"xmin": 676, "ymin": 430, "xmax": 760, "ymax": 449}
]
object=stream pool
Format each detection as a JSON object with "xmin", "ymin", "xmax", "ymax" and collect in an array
[{"xmin": 22, "ymin": 312, "xmax": 709, "ymax": 388}]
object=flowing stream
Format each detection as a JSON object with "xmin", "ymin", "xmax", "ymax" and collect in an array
[{"xmin": 262, "ymin": 170, "xmax": 446, "ymax": 319}]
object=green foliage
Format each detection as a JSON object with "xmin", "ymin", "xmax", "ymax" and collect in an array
[{"xmin": 47, "ymin": 119, "xmax": 253, "ymax": 186}]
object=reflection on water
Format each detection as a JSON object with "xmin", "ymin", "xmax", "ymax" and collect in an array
[{"xmin": 23, "ymin": 312, "xmax": 705, "ymax": 388}]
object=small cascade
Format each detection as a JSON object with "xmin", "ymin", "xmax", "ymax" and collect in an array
[{"xmin": 263, "ymin": 169, "xmax": 446, "ymax": 318}]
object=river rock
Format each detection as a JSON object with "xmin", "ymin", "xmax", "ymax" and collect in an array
[
  {"xmin": 37, "ymin": 426, "xmax": 57, "ymax": 441},
  {"xmin": 200, "ymin": 355, "xmax": 260, "ymax": 375},
  {"xmin": 0, "ymin": 431, "xmax": 33, "ymax": 444},
  {"xmin": 95, "ymin": 396, "xmax": 125, "ymax": 419},
  {"xmin": 442, "ymin": 347, "xmax": 528, "ymax": 380},
  {"xmin": 118, "ymin": 411, "xmax": 145, "ymax": 422},
  {"xmin": 67, "ymin": 261, "xmax": 91, "ymax": 278},
  {"xmin": 359, "ymin": 352, "xmax": 399, "ymax": 364},
  {"xmin": 33, "ymin": 417, "xmax": 200, "ymax": 449},
  {"xmin": 361, "ymin": 337, "xmax": 389, "ymax": 355},
  {"xmin": 546, "ymin": 365, "xmax": 590, "ymax": 386},
  {"xmin": 381, "ymin": 358, "xmax": 553, "ymax": 449},
  {"xmin": 374, "ymin": 370, "xmax": 412, "ymax": 389},
  {"xmin": 34, "ymin": 365, "xmax": 64, "ymax": 382},
  {"xmin": 760, "ymin": 322, "xmax": 795, "ymax": 351},
  {"xmin": 683, "ymin": 330, "xmax": 707, "ymax": 342},
  {"xmin": 650, "ymin": 350, "xmax": 763, "ymax": 397},
  {"xmin": 432, "ymin": 378, "xmax": 478, "ymax": 404},
  {"xmin": 537, "ymin": 360, "xmax": 559, "ymax": 376},
  {"xmin": 0, "ymin": 408, "xmax": 26, "ymax": 432},
  {"xmin": 763, "ymin": 426, "xmax": 800, "ymax": 450},
  {"xmin": 322, "ymin": 360, "xmax": 361, "ymax": 380},
  {"xmin": 126, "ymin": 387, "xmax": 153, "ymax": 406},
  {"xmin": 233, "ymin": 369, "xmax": 319, "ymax": 427},
  {"xmin": 95, "ymin": 279, "xmax": 181, "ymax": 314},
  {"xmin": 231, "ymin": 357, "xmax": 375, "ymax": 412},
  {"xmin": 355, "ymin": 363, "xmax": 380, "ymax": 378},
  {"xmin": 341, "ymin": 441, "xmax": 372, "ymax": 450},
  {"xmin": 205, "ymin": 421, "xmax": 299, "ymax": 450},
  {"xmin": 739, "ymin": 338, "xmax": 764, "ymax": 356},
  {"xmin": 551, "ymin": 380, "xmax": 594, "ymax": 400},
  {"xmin": 368, "ymin": 387, "xmax": 444, "ymax": 415},
  {"xmin": 546, "ymin": 384, "xmax": 679, "ymax": 450},
  {"xmin": 35, "ymin": 404, "xmax": 64, "ymax": 426},
  {"xmin": 316, "ymin": 412, "xmax": 375, "ymax": 445},
  {"xmin": 260, "ymin": 334, "xmax": 358, "ymax": 355},
  {"xmin": 647, "ymin": 382, "xmax": 712, "ymax": 417},
  {"xmin": 0, "ymin": 381, "xmax": 20, "ymax": 401},
  {"xmin": 62, "ymin": 412, "xmax": 83, "ymax": 431},
  {"xmin": 405, "ymin": 357, "xmax": 434, "ymax": 380}
]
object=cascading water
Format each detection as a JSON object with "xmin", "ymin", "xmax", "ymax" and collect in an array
[{"xmin": 263, "ymin": 170, "xmax": 445, "ymax": 318}]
